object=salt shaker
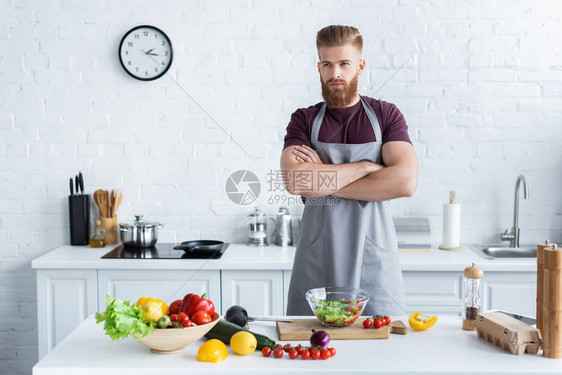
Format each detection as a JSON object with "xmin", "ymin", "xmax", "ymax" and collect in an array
[{"xmin": 462, "ymin": 263, "xmax": 484, "ymax": 331}]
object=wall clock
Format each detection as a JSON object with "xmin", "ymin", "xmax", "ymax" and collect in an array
[{"xmin": 118, "ymin": 25, "xmax": 173, "ymax": 81}]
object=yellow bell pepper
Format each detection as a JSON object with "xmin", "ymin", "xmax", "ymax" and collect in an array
[
  {"xmin": 408, "ymin": 312, "xmax": 438, "ymax": 331},
  {"xmin": 198, "ymin": 339, "xmax": 228, "ymax": 363},
  {"xmin": 135, "ymin": 297, "xmax": 168, "ymax": 316}
]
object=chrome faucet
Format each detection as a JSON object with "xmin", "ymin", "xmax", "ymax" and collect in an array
[{"xmin": 501, "ymin": 175, "xmax": 529, "ymax": 247}]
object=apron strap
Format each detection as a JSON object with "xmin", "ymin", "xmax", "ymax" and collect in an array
[
  {"xmin": 359, "ymin": 96, "xmax": 382, "ymax": 143},
  {"xmin": 311, "ymin": 103, "xmax": 326, "ymax": 143},
  {"xmin": 311, "ymin": 97, "xmax": 382, "ymax": 143}
]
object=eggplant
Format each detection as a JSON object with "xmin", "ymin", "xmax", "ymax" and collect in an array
[
  {"xmin": 224, "ymin": 305, "xmax": 293, "ymax": 327},
  {"xmin": 224, "ymin": 305, "xmax": 249, "ymax": 328}
]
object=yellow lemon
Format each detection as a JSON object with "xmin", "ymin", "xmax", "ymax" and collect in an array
[
  {"xmin": 198, "ymin": 339, "xmax": 228, "ymax": 363},
  {"xmin": 142, "ymin": 301, "xmax": 163, "ymax": 323},
  {"xmin": 229, "ymin": 331, "xmax": 257, "ymax": 356}
]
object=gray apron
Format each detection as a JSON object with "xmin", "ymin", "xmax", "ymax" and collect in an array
[{"xmin": 286, "ymin": 97, "xmax": 406, "ymax": 316}]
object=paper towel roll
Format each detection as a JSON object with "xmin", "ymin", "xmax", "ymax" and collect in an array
[{"xmin": 441, "ymin": 203, "xmax": 461, "ymax": 249}]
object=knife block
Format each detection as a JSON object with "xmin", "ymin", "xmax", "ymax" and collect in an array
[{"xmin": 69, "ymin": 195, "xmax": 90, "ymax": 246}]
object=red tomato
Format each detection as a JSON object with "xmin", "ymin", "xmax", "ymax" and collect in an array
[
  {"xmin": 374, "ymin": 318, "xmax": 383, "ymax": 329},
  {"xmin": 170, "ymin": 314, "xmax": 179, "ymax": 323},
  {"xmin": 283, "ymin": 343, "xmax": 292, "ymax": 353},
  {"xmin": 273, "ymin": 349, "xmax": 284, "ymax": 358},
  {"xmin": 385, "ymin": 316, "xmax": 391, "ymax": 325},
  {"xmin": 295, "ymin": 345, "xmax": 305, "ymax": 354},
  {"xmin": 321, "ymin": 349, "xmax": 331, "ymax": 360},
  {"xmin": 191, "ymin": 310, "xmax": 212, "ymax": 325},
  {"xmin": 301, "ymin": 350, "xmax": 311, "ymax": 360},
  {"xmin": 262, "ymin": 346, "xmax": 272, "ymax": 357},
  {"xmin": 177, "ymin": 312, "xmax": 188, "ymax": 321},
  {"xmin": 289, "ymin": 349, "xmax": 299, "ymax": 359},
  {"xmin": 274, "ymin": 344, "xmax": 283, "ymax": 350},
  {"xmin": 311, "ymin": 349, "xmax": 321, "ymax": 360},
  {"xmin": 179, "ymin": 315, "xmax": 192, "ymax": 327},
  {"xmin": 168, "ymin": 299, "xmax": 182, "ymax": 315},
  {"xmin": 328, "ymin": 347, "xmax": 336, "ymax": 356},
  {"xmin": 363, "ymin": 319, "xmax": 373, "ymax": 328}
]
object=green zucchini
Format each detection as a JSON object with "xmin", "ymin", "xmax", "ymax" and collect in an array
[{"xmin": 204, "ymin": 319, "xmax": 276, "ymax": 349}]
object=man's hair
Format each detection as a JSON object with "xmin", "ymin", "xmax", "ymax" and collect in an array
[{"xmin": 316, "ymin": 25, "xmax": 363, "ymax": 54}]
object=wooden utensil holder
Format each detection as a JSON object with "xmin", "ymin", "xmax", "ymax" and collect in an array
[{"xmin": 100, "ymin": 216, "xmax": 118, "ymax": 245}]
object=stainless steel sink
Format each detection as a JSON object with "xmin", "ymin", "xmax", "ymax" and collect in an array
[{"xmin": 470, "ymin": 244, "xmax": 537, "ymax": 259}]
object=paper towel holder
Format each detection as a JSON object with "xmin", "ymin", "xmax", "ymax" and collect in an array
[{"xmin": 439, "ymin": 190, "xmax": 462, "ymax": 251}]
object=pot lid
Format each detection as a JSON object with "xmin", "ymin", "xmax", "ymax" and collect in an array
[{"xmin": 123, "ymin": 215, "xmax": 160, "ymax": 228}]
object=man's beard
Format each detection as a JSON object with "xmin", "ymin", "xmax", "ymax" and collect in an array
[{"xmin": 321, "ymin": 73, "xmax": 359, "ymax": 108}]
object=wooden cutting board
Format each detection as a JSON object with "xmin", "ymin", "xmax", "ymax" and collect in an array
[{"xmin": 277, "ymin": 318, "xmax": 390, "ymax": 341}]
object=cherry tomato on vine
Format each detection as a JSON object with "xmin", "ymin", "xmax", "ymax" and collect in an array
[
  {"xmin": 374, "ymin": 318, "xmax": 383, "ymax": 329},
  {"xmin": 273, "ymin": 348, "xmax": 284, "ymax": 358},
  {"xmin": 262, "ymin": 346, "xmax": 272, "ymax": 357},
  {"xmin": 321, "ymin": 349, "xmax": 332, "ymax": 360},
  {"xmin": 311, "ymin": 349, "xmax": 321, "ymax": 360},
  {"xmin": 328, "ymin": 347, "xmax": 336, "ymax": 356},
  {"xmin": 289, "ymin": 349, "xmax": 299, "ymax": 359},
  {"xmin": 385, "ymin": 316, "xmax": 391, "ymax": 325},
  {"xmin": 363, "ymin": 318, "xmax": 373, "ymax": 328},
  {"xmin": 283, "ymin": 343, "xmax": 293, "ymax": 353},
  {"xmin": 301, "ymin": 350, "xmax": 311, "ymax": 360}
]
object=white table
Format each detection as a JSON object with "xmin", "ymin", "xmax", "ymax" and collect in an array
[{"xmin": 33, "ymin": 315, "xmax": 562, "ymax": 375}]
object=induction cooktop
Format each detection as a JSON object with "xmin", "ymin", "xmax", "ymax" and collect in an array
[{"xmin": 101, "ymin": 242, "xmax": 229, "ymax": 259}]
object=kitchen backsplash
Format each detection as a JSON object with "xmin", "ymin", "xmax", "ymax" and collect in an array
[{"xmin": 2, "ymin": 1, "xmax": 562, "ymax": 373}]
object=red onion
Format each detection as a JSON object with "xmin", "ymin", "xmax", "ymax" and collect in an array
[{"xmin": 310, "ymin": 329, "xmax": 330, "ymax": 347}]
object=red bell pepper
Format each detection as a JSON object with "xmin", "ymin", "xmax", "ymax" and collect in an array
[{"xmin": 180, "ymin": 292, "xmax": 215, "ymax": 319}]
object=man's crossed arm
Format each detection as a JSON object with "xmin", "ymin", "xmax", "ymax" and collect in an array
[{"xmin": 280, "ymin": 142, "xmax": 418, "ymax": 202}]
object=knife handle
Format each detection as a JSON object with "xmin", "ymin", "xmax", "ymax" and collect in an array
[
  {"xmin": 78, "ymin": 172, "xmax": 84, "ymax": 194},
  {"xmin": 69, "ymin": 178, "xmax": 74, "ymax": 196}
]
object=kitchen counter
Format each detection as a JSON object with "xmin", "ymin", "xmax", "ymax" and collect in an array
[
  {"xmin": 33, "ymin": 315, "xmax": 561, "ymax": 375},
  {"xmin": 31, "ymin": 243, "xmax": 538, "ymax": 272}
]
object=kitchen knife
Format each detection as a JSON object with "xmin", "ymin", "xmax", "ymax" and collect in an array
[
  {"xmin": 487, "ymin": 310, "xmax": 536, "ymax": 326},
  {"xmin": 247, "ymin": 316, "xmax": 293, "ymax": 323},
  {"xmin": 69, "ymin": 178, "xmax": 74, "ymax": 196},
  {"xmin": 78, "ymin": 172, "xmax": 84, "ymax": 194},
  {"xmin": 75, "ymin": 175, "xmax": 79, "ymax": 196}
]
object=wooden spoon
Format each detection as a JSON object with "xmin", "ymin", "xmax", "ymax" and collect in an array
[
  {"xmin": 99, "ymin": 191, "xmax": 108, "ymax": 218},
  {"xmin": 114, "ymin": 191, "xmax": 122, "ymax": 215},
  {"xmin": 103, "ymin": 190, "xmax": 110, "ymax": 218},
  {"xmin": 93, "ymin": 189, "xmax": 105, "ymax": 217}
]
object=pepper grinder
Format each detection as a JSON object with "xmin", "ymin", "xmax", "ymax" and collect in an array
[
  {"xmin": 462, "ymin": 263, "xmax": 484, "ymax": 331},
  {"xmin": 248, "ymin": 207, "xmax": 268, "ymax": 246}
]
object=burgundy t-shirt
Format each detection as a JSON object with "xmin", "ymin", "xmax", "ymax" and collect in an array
[{"xmin": 283, "ymin": 96, "xmax": 411, "ymax": 149}]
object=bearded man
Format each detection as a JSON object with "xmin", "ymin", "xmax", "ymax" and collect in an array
[{"xmin": 281, "ymin": 25, "xmax": 418, "ymax": 316}]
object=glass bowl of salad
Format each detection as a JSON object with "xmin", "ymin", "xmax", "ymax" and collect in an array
[{"xmin": 306, "ymin": 287, "xmax": 369, "ymax": 328}]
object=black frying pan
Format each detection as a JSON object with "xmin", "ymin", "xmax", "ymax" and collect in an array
[{"xmin": 173, "ymin": 240, "xmax": 229, "ymax": 258}]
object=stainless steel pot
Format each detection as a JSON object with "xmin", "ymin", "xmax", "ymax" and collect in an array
[{"xmin": 118, "ymin": 215, "xmax": 163, "ymax": 248}]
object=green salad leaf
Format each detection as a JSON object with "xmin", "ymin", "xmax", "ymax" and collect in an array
[
  {"xmin": 315, "ymin": 298, "xmax": 361, "ymax": 326},
  {"xmin": 95, "ymin": 295, "xmax": 154, "ymax": 340}
]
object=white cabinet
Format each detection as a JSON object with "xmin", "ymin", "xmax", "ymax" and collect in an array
[
  {"xmin": 97, "ymin": 269, "xmax": 221, "ymax": 313},
  {"xmin": 221, "ymin": 270, "xmax": 284, "ymax": 316},
  {"xmin": 283, "ymin": 270, "xmax": 292, "ymax": 315},
  {"xmin": 402, "ymin": 271, "xmax": 463, "ymax": 315},
  {"xmin": 36, "ymin": 270, "xmax": 97, "ymax": 359},
  {"xmin": 482, "ymin": 272, "xmax": 537, "ymax": 317}
]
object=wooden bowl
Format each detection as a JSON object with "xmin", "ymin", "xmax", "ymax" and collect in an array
[{"xmin": 134, "ymin": 312, "xmax": 220, "ymax": 354}]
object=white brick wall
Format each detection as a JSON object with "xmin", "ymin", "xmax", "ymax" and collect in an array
[{"xmin": 2, "ymin": 0, "xmax": 562, "ymax": 373}]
